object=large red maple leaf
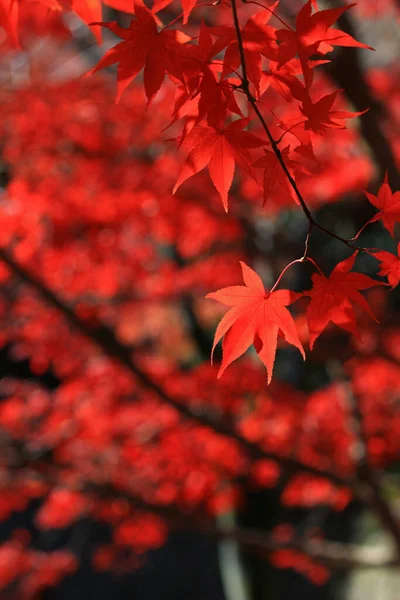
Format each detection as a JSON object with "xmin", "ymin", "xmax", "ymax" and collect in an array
[
  {"xmin": 276, "ymin": 0, "xmax": 373, "ymax": 88},
  {"xmin": 207, "ymin": 262, "xmax": 305, "ymax": 383},
  {"xmin": 305, "ymin": 253, "xmax": 381, "ymax": 349},
  {"xmin": 90, "ymin": 2, "xmax": 190, "ymax": 103},
  {"xmin": 364, "ymin": 174, "xmax": 400, "ymax": 237},
  {"xmin": 173, "ymin": 119, "xmax": 266, "ymax": 211}
]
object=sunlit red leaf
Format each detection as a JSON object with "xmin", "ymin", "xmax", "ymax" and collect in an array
[
  {"xmin": 207, "ymin": 261, "xmax": 305, "ymax": 383},
  {"xmin": 89, "ymin": 2, "xmax": 190, "ymax": 103},
  {"xmin": 173, "ymin": 119, "xmax": 266, "ymax": 211}
]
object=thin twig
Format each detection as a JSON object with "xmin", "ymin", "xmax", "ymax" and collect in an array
[{"xmin": 302, "ymin": 222, "xmax": 313, "ymax": 260}]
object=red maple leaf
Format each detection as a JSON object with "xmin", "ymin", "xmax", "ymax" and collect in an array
[
  {"xmin": 206, "ymin": 261, "xmax": 305, "ymax": 383},
  {"xmin": 364, "ymin": 174, "xmax": 400, "ymax": 237},
  {"xmin": 286, "ymin": 80, "xmax": 367, "ymax": 135},
  {"xmin": 179, "ymin": 22, "xmax": 218, "ymax": 82},
  {"xmin": 90, "ymin": 2, "xmax": 190, "ymax": 103},
  {"xmin": 373, "ymin": 243, "xmax": 400, "ymax": 289},
  {"xmin": 299, "ymin": 90, "xmax": 367, "ymax": 134},
  {"xmin": 276, "ymin": 0, "xmax": 373, "ymax": 88},
  {"xmin": 260, "ymin": 58, "xmax": 303, "ymax": 102},
  {"xmin": 305, "ymin": 253, "xmax": 381, "ymax": 349},
  {"xmin": 173, "ymin": 119, "xmax": 266, "ymax": 211}
]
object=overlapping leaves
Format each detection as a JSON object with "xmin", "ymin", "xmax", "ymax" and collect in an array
[
  {"xmin": 3, "ymin": 0, "xmax": 396, "ymax": 388},
  {"xmin": 208, "ymin": 253, "xmax": 385, "ymax": 381},
  {"xmin": 89, "ymin": 3, "xmax": 191, "ymax": 104}
]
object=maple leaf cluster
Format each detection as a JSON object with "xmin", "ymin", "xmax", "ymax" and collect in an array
[
  {"xmin": 68, "ymin": 0, "xmax": 400, "ymax": 381},
  {"xmin": 208, "ymin": 254, "xmax": 383, "ymax": 383},
  {"xmin": 0, "ymin": 0, "xmax": 382, "ymax": 208}
]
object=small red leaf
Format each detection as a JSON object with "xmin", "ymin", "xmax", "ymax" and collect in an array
[
  {"xmin": 373, "ymin": 242, "xmax": 400, "ymax": 289},
  {"xmin": 365, "ymin": 175, "xmax": 400, "ymax": 237},
  {"xmin": 207, "ymin": 262, "xmax": 304, "ymax": 383},
  {"xmin": 305, "ymin": 252, "xmax": 382, "ymax": 349}
]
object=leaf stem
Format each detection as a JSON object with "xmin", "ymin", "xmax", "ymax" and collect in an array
[
  {"xmin": 270, "ymin": 259, "xmax": 303, "ymax": 292},
  {"xmin": 350, "ymin": 215, "xmax": 378, "ymax": 241},
  {"xmin": 305, "ymin": 256, "xmax": 325, "ymax": 276},
  {"xmin": 269, "ymin": 254, "xmax": 325, "ymax": 293},
  {"xmin": 302, "ymin": 221, "xmax": 313, "ymax": 260}
]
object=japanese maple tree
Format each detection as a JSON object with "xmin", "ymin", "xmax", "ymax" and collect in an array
[{"xmin": 0, "ymin": 0, "xmax": 399, "ymax": 598}]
